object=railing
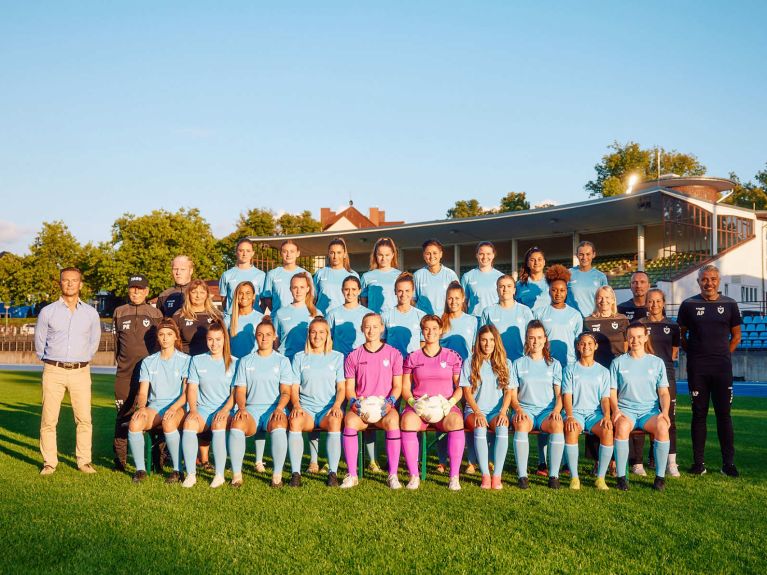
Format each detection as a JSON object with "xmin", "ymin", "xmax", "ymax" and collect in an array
[{"xmin": 0, "ymin": 334, "xmax": 115, "ymax": 353}]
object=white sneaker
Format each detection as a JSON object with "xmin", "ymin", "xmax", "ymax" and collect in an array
[
  {"xmin": 210, "ymin": 475, "xmax": 225, "ymax": 488},
  {"xmin": 182, "ymin": 474, "xmax": 197, "ymax": 488},
  {"xmin": 667, "ymin": 463, "xmax": 680, "ymax": 477},
  {"xmin": 406, "ymin": 476, "xmax": 420, "ymax": 490},
  {"xmin": 631, "ymin": 464, "xmax": 647, "ymax": 477},
  {"xmin": 340, "ymin": 475, "xmax": 359, "ymax": 489},
  {"xmin": 448, "ymin": 476, "xmax": 461, "ymax": 491},
  {"xmin": 254, "ymin": 461, "xmax": 266, "ymax": 473},
  {"xmin": 387, "ymin": 475, "xmax": 402, "ymax": 490}
]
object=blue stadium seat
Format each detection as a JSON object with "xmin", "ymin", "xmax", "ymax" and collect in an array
[
  {"xmin": 754, "ymin": 341, "xmax": 763, "ymax": 349},
  {"xmin": 757, "ymin": 324, "xmax": 766, "ymax": 332},
  {"xmin": 745, "ymin": 324, "xmax": 755, "ymax": 332},
  {"xmin": 744, "ymin": 316, "xmax": 754, "ymax": 324},
  {"xmin": 741, "ymin": 340, "xmax": 752, "ymax": 349}
]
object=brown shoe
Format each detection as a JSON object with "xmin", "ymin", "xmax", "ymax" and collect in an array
[
  {"xmin": 40, "ymin": 465, "xmax": 56, "ymax": 476},
  {"xmin": 79, "ymin": 463, "xmax": 97, "ymax": 474}
]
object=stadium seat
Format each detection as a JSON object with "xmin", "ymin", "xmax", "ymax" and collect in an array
[{"xmin": 744, "ymin": 316, "xmax": 754, "ymax": 324}]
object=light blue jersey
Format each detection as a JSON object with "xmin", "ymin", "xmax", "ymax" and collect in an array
[
  {"xmin": 186, "ymin": 353, "xmax": 236, "ymax": 413},
  {"xmin": 326, "ymin": 304, "xmax": 371, "ymax": 356},
  {"xmin": 234, "ymin": 350, "xmax": 294, "ymax": 407},
  {"xmin": 360, "ymin": 268, "xmax": 400, "ymax": 314},
  {"xmin": 292, "ymin": 350, "xmax": 345, "ymax": 412},
  {"xmin": 440, "ymin": 313, "xmax": 479, "ymax": 361},
  {"xmin": 383, "ymin": 306, "xmax": 425, "ymax": 357},
  {"xmin": 480, "ymin": 303, "xmax": 534, "ymax": 360},
  {"xmin": 460, "ymin": 356, "xmax": 512, "ymax": 416},
  {"xmin": 567, "ymin": 267, "xmax": 608, "ymax": 317},
  {"xmin": 414, "ymin": 266, "xmax": 459, "ymax": 315},
  {"xmin": 262, "ymin": 265, "xmax": 308, "ymax": 313},
  {"xmin": 610, "ymin": 353, "xmax": 668, "ymax": 413},
  {"xmin": 273, "ymin": 304, "xmax": 314, "ymax": 361},
  {"xmin": 139, "ymin": 350, "xmax": 190, "ymax": 410},
  {"xmin": 515, "ymin": 278, "xmax": 549, "ymax": 310},
  {"xmin": 461, "ymin": 268, "xmax": 503, "ymax": 315},
  {"xmin": 561, "ymin": 361, "xmax": 611, "ymax": 415},
  {"xmin": 510, "ymin": 355, "xmax": 562, "ymax": 412},
  {"xmin": 218, "ymin": 266, "xmax": 266, "ymax": 316},
  {"xmin": 224, "ymin": 309, "xmax": 265, "ymax": 358},
  {"xmin": 534, "ymin": 304, "xmax": 583, "ymax": 368},
  {"xmin": 314, "ymin": 267, "xmax": 359, "ymax": 316}
]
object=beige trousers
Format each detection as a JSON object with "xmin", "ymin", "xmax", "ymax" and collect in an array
[{"xmin": 40, "ymin": 364, "xmax": 92, "ymax": 468}]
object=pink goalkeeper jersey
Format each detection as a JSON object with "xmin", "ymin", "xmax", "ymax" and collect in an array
[
  {"xmin": 344, "ymin": 343, "xmax": 403, "ymax": 398},
  {"xmin": 403, "ymin": 347, "xmax": 462, "ymax": 399}
]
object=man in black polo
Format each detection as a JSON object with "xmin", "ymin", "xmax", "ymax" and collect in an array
[
  {"xmin": 677, "ymin": 264, "xmax": 741, "ymax": 476},
  {"xmin": 617, "ymin": 271, "xmax": 649, "ymax": 321},
  {"xmin": 157, "ymin": 255, "xmax": 193, "ymax": 317},
  {"xmin": 112, "ymin": 274, "xmax": 163, "ymax": 471}
]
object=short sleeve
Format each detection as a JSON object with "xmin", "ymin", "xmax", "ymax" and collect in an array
[
  {"xmin": 280, "ymin": 356, "xmax": 294, "ymax": 384},
  {"xmin": 656, "ymin": 360, "xmax": 669, "ymax": 389},
  {"xmin": 676, "ymin": 301, "xmax": 689, "ymax": 329},
  {"xmin": 344, "ymin": 351, "xmax": 356, "ymax": 380},
  {"xmin": 181, "ymin": 356, "xmax": 191, "ymax": 378},
  {"xmin": 573, "ymin": 312, "xmax": 584, "ymax": 338},
  {"xmin": 218, "ymin": 272, "xmax": 227, "ymax": 300},
  {"xmin": 671, "ymin": 324, "xmax": 681, "ymax": 347},
  {"xmin": 261, "ymin": 272, "xmax": 273, "ymax": 299},
  {"xmin": 234, "ymin": 358, "xmax": 247, "ymax": 387},
  {"xmin": 730, "ymin": 302, "xmax": 742, "ymax": 328},
  {"xmin": 600, "ymin": 369, "xmax": 611, "ymax": 399},
  {"xmin": 459, "ymin": 357, "xmax": 472, "ymax": 388},
  {"xmin": 450, "ymin": 350, "xmax": 462, "ymax": 375},
  {"xmin": 334, "ymin": 353, "xmax": 345, "ymax": 382},
  {"xmin": 480, "ymin": 308, "xmax": 490, "ymax": 327},
  {"xmin": 509, "ymin": 361, "xmax": 520, "ymax": 390},
  {"xmin": 187, "ymin": 357, "xmax": 200, "ymax": 385},
  {"xmin": 561, "ymin": 365, "xmax": 572, "ymax": 395},
  {"xmin": 460, "ymin": 272, "xmax": 469, "ymax": 293},
  {"xmin": 609, "ymin": 358, "xmax": 619, "ymax": 389},
  {"xmin": 391, "ymin": 348, "xmax": 404, "ymax": 376},
  {"xmin": 403, "ymin": 351, "xmax": 415, "ymax": 375},
  {"xmin": 552, "ymin": 360, "xmax": 563, "ymax": 386},
  {"xmin": 599, "ymin": 271, "xmax": 608, "ymax": 287},
  {"xmin": 139, "ymin": 357, "xmax": 150, "ymax": 382},
  {"xmin": 291, "ymin": 355, "xmax": 302, "ymax": 385},
  {"xmin": 360, "ymin": 273, "xmax": 369, "ymax": 298}
]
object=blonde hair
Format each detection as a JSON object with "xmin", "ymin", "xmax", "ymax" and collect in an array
[
  {"xmin": 588, "ymin": 285, "xmax": 619, "ymax": 318},
  {"xmin": 228, "ymin": 281, "xmax": 256, "ymax": 339},
  {"xmin": 180, "ymin": 279, "xmax": 222, "ymax": 321},
  {"xmin": 291, "ymin": 272, "xmax": 318, "ymax": 317},
  {"xmin": 207, "ymin": 319, "xmax": 233, "ymax": 372},
  {"xmin": 369, "ymin": 237, "xmax": 399, "ymax": 270},
  {"xmin": 470, "ymin": 324, "xmax": 510, "ymax": 394},
  {"xmin": 304, "ymin": 317, "xmax": 333, "ymax": 354}
]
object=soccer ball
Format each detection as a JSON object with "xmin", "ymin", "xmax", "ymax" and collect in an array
[
  {"xmin": 416, "ymin": 395, "xmax": 448, "ymax": 424},
  {"xmin": 359, "ymin": 396, "xmax": 386, "ymax": 423}
]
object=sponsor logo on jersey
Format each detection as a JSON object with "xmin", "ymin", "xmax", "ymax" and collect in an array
[
  {"xmin": 143, "ymin": 318, "xmax": 150, "ymax": 327},
  {"xmin": 663, "ymin": 326, "xmax": 671, "ymax": 334},
  {"xmin": 717, "ymin": 306, "xmax": 725, "ymax": 315},
  {"xmin": 197, "ymin": 369, "xmax": 207, "ymax": 374}
]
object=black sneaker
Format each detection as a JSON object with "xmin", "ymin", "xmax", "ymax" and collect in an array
[
  {"xmin": 327, "ymin": 471, "xmax": 339, "ymax": 487},
  {"xmin": 548, "ymin": 476, "xmax": 561, "ymax": 490},
  {"xmin": 289, "ymin": 472, "xmax": 302, "ymax": 487},
  {"xmin": 113, "ymin": 459, "xmax": 127, "ymax": 472},
  {"xmin": 688, "ymin": 463, "xmax": 707, "ymax": 475},
  {"xmin": 132, "ymin": 470, "xmax": 147, "ymax": 483},
  {"xmin": 518, "ymin": 477, "xmax": 529, "ymax": 490},
  {"xmin": 165, "ymin": 471, "xmax": 182, "ymax": 484},
  {"xmin": 721, "ymin": 464, "xmax": 739, "ymax": 478},
  {"xmin": 653, "ymin": 477, "xmax": 665, "ymax": 491},
  {"xmin": 616, "ymin": 476, "xmax": 630, "ymax": 491}
]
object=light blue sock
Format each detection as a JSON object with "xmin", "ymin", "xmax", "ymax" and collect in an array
[
  {"xmin": 615, "ymin": 439, "xmax": 629, "ymax": 478},
  {"xmin": 654, "ymin": 440, "xmax": 670, "ymax": 478},
  {"xmin": 548, "ymin": 433, "xmax": 565, "ymax": 478},
  {"xmin": 309, "ymin": 431, "xmax": 320, "ymax": 465},
  {"xmin": 289, "ymin": 431, "xmax": 304, "ymax": 474},
  {"xmin": 211, "ymin": 429, "xmax": 227, "ymax": 476},
  {"xmin": 271, "ymin": 428, "xmax": 288, "ymax": 476},
  {"xmin": 597, "ymin": 443, "xmax": 614, "ymax": 478},
  {"xmin": 128, "ymin": 431, "xmax": 145, "ymax": 472},
  {"xmin": 473, "ymin": 426, "xmax": 489, "ymax": 475},
  {"xmin": 493, "ymin": 426, "xmax": 509, "ymax": 477},
  {"xmin": 327, "ymin": 432, "xmax": 341, "ymax": 473},
  {"xmin": 182, "ymin": 430, "xmax": 198, "ymax": 476},
  {"xmin": 537, "ymin": 433, "xmax": 548, "ymax": 466},
  {"xmin": 364, "ymin": 429, "xmax": 376, "ymax": 464},
  {"xmin": 514, "ymin": 431, "xmax": 529, "ymax": 478},
  {"xmin": 228, "ymin": 428, "xmax": 246, "ymax": 475},
  {"xmin": 164, "ymin": 430, "xmax": 181, "ymax": 472},
  {"xmin": 565, "ymin": 443, "xmax": 579, "ymax": 479},
  {"xmin": 254, "ymin": 432, "xmax": 266, "ymax": 464},
  {"xmin": 466, "ymin": 431, "xmax": 477, "ymax": 465}
]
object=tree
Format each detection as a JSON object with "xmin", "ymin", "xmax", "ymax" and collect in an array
[
  {"xmin": 723, "ymin": 168, "xmax": 767, "ymax": 210},
  {"xmin": 216, "ymin": 208, "xmax": 278, "ymax": 268},
  {"xmin": 276, "ymin": 210, "xmax": 321, "ymax": 236},
  {"xmin": 447, "ymin": 199, "xmax": 485, "ymax": 218},
  {"xmin": 0, "ymin": 252, "xmax": 24, "ymax": 304},
  {"xmin": 498, "ymin": 192, "xmax": 530, "ymax": 212},
  {"xmin": 586, "ymin": 141, "xmax": 706, "ymax": 197}
]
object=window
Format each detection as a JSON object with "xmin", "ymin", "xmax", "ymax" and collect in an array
[{"xmin": 741, "ymin": 286, "xmax": 758, "ymax": 302}]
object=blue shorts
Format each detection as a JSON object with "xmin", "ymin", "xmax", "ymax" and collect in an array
[
  {"xmin": 198, "ymin": 406, "xmax": 233, "ymax": 427},
  {"xmin": 572, "ymin": 410, "xmax": 605, "ymax": 434},
  {"xmin": 516, "ymin": 407, "xmax": 553, "ymax": 431},
  {"xmin": 465, "ymin": 407, "xmax": 502, "ymax": 422},
  {"xmin": 148, "ymin": 401, "xmax": 176, "ymax": 417},
  {"xmin": 303, "ymin": 404, "xmax": 334, "ymax": 427},
  {"xmin": 244, "ymin": 405, "xmax": 287, "ymax": 432},
  {"xmin": 622, "ymin": 408, "xmax": 660, "ymax": 431}
]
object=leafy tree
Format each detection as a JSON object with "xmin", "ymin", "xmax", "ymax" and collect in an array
[
  {"xmin": 0, "ymin": 252, "xmax": 25, "ymax": 304},
  {"xmin": 277, "ymin": 210, "xmax": 322, "ymax": 236},
  {"xmin": 723, "ymin": 169, "xmax": 767, "ymax": 210},
  {"xmin": 447, "ymin": 199, "xmax": 485, "ymax": 218},
  {"xmin": 216, "ymin": 208, "xmax": 278, "ymax": 268},
  {"xmin": 498, "ymin": 192, "xmax": 530, "ymax": 212}
]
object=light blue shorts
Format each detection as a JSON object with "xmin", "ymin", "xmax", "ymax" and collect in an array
[
  {"xmin": 572, "ymin": 410, "xmax": 605, "ymax": 434},
  {"xmin": 148, "ymin": 401, "xmax": 176, "ymax": 417},
  {"xmin": 198, "ymin": 406, "xmax": 233, "ymax": 427},
  {"xmin": 515, "ymin": 407, "xmax": 553, "ymax": 431},
  {"xmin": 303, "ymin": 403, "xmax": 334, "ymax": 428},
  {"xmin": 623, "ymin": 408, "xmax": 661, "ymax": 431},
  {"xmin": 244, "ymin": 405, "xmax": 288, "ymax": 432}
]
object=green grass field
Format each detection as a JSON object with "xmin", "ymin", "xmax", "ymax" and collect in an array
[{"xmin": 1, "ymin": 370, "xmax": 765, "ymax": 574}]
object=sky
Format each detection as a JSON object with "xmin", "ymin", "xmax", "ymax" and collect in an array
[{"xmin": 1, "ymin": 1, "xmax": 766, "ymax": 254}]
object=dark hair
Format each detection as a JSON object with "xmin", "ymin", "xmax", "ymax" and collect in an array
[
  {"xmin": 545, "ymin": 264, "xmax": 571, "ymax": 285},
  {"xmin": 626, "ymin": 321, "xmax": 655, "ymax": 354},
  {"xmin": 342, "ymin": 275, "xmax": 361, "ymax": 289},
  {"xmin": 327, "ymin": 238, "xmax": 352, "ymax": 272},
  {"xmin": 157, "ymin": 318, "xmax": 183, "ymax": 351},
  {"xmin": 420, "ymin": 314, "xmax": 443, "ymax": 331},
  {"xmin": 523, "ymin": 319, "xmax": 553, "ymax": 365},
  {"xmin": 395, "ymin": 271, "xmax": 415, "ymax": 288},
  {"xmin": 475, "ymin": 241, "xmax": 496, "ymax": 254},
  {"xmin": 441, "ymin": 280, "xmax": 466, "ymax": 332},
  {"xmin": 206, "ymin": 319, "xmax": 233, "ymax": 371},
  {"xmin": 519, "ymin": 247, "xmax": 545, "ymax": 284},
  {"xmin": 236, "ymin": 238, "xmax": 254, "ymax": 250},
  {"xmin": 422, "ymin": 238, "xmax": 444, "ymax": 251}
]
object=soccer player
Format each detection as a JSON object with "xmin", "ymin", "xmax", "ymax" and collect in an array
[
  {"xmin": 481, "ymin": 274, "xmax": 534, "ymax": 361},
  {"xmin": 261, "ymin": 240, "xmax": 308, "ymax": 314},
  {"xmin": 326, "ymin": 276, "xmax": 372, "ymax": 357},
  {"xmin": 401, "ymin": 315, "xmax": 465, "ymax": 491},
  {"xmin": 273, "ymin": 272, "xmax": 318, "ymax": 361},
  {"xmin": 567, "ymin": 241, "xmax": 608, "ymax": 317},
  {"xmin": 515, "ymin": 247, "xmax": 548, "ymax": 311},
  {"xmin": 218, "ymin": 238, "xmax": 266, "ymax": 316},
  {"xmin": 128, "ymin": 319, "xmax": 190, "ymax": 483},
  {"xmin": 461, "ymin": 324, "xmax": 512, "ymax": 489},
  {"xmin": 340, "ymin": 313, "xmax": 404, "ymax": 489},
  {"xmin": 460, "ymin": 241, "xmax": 503, "ymax": 316},
  {"xmin": 440, "ymin": 281, "xmax": 479, "ymax": 361},
  {"xmin": 157, "ymin": 255, "xmax": 193, "ymax": 318},
  {"xmin": 677, "ymin": 264, "xmax": 741, "ymax": 477},
  {"xmin": 534, "ymin": 265, "xmax": 583, "ymax": 369},
  {"xmin": 509, "ymin": 319, "xmax": 565, "ymax": 489},
  {"xmin": 314, "ymin": 238, "xmax": 359, "ymax": 316},
  {"xmin": 225, "ymin": 281, "xmax": 265, "ymax": 358},
  {"xmin": 617, "ymin": 271, "xmax": 650, "ymax": 321},
  {"xmin": 360, "ymin": 237, "xmax": 401, "ymax": 314},
  {"xmin": 610, "ymin": 322, "xmax": 671, "ymax": 491},
  {"xmin": 181, "ymin": 321, "xmax": 236, "ymax": 488},
  {"xmin": 172, "ymin": 279, "xmax": 222, "ymax": 356},
  {"xmin": 383, "ymin": 272, "xmax": 426, "ymax": 358},
  {"xmin": 414, "ymin": 239, "xmax": 459, "ymax": 315},
  {"xmin": 562, "ymin": 332, "xmax": 614, "ymax": 491},
  {"xmin": 227, "ymin": 317, "xmax": 292, "ymax": 488},
  {"xmin": 111, "ymin": 274, "xmax": 162, "ymax": 471}
]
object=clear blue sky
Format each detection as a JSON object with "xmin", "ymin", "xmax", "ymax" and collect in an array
[{"xmin": 1, "ymin": 1, "xmax": 765, "ymax": 254}]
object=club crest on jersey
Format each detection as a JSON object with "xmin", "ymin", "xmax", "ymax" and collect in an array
[
  {"xmin": 440, "ymin": 361, "xmax": 447, "ymax": 368},
  {"xmin": 611, "ymin": 322, "xmax": 619, "ymax": 330},
  {"xmin": 207, "ymin": 317, "xmax": 214, "ymax": 324},
  {"xmin": 383, "ymin": 359, "xmax": 390, "ymax": 367},
  {"xmin": 143, "ymin": 318, "xmax": 150, "ymax": 327},
  {"xmin": 663, "ymin": 326, "xmax": 671, "ymax": 334},
  {"xmin": 717, "ymin": 306, "xmax": 725, "ymax": 315},
  {"xmin": 273, "ymin": 366, "xmax": 279, "ymax": 373}
]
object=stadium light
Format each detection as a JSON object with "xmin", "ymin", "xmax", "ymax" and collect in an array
[{"xmin": 625, "ymin": 173, "xmax": 639, "ymax": 194}]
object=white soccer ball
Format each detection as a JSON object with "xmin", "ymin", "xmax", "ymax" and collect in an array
[
  {"xmin": 359, "ymin": 396, "xmax": 386, "ymax": 423},
  {"xmin": 416, "ymin": 395, "xmax": 447, "ymax": 424}
]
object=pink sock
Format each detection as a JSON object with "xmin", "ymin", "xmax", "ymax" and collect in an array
[
  {"xmin": 448, "ymin": 430, "xmax": 466, "ymax": 478},
  {"xmin": 386, "ymin": 430, "xmax": 401, "ymax": 476},
  {"xmin": 401, "ymin": 431, "xmax": 420, "ymax": 476},
  {"xmin": 343, "ymin": 429, "xmax": 358, "ymax": 477}
]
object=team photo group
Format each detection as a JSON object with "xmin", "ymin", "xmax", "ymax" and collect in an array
[{"xmin": 36, "ymin": 234, "xmax": 741, "ymax": 494}]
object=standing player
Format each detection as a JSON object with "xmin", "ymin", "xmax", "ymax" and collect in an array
[
  {"xmin": 340, "ymin": 313, "xmax": 404, "ymax": 489},
  {"xmin": 314, "ymin": 238, "xmax": 359, "ymax": 316},
  {"xmin": 383, "ymin": 272, "xmax": 425, "ymax": 358},
  {"xmin": 360, "ymin": 237, "xmax": 401, "ymax": 314},
  {"xmin": 172, "ymin": 279, "xmax": 222, "ymax": 356},
  {"xmin": 273, "ymin": 272, "xmax": 318, "ymax": 361},
  {"xmin": 461, "ymin": 241, "xmax": 503, "ymax": 316},
  {"xmin": 617, "ymin": 271, "xmax": 650, "ymax": 321},
  {"xmin": 261, "ymin": 240, "xmax": 308, "ymax": 314},
  {"xmin": 219, "ymin": 239, "xmax": 266, "ymax": 317},
  {"xmin": 414, "ymin": 239, "xmax": 459, "ymax": 315},
  {"xmin": 225, "ymin": 281, "xmax": 265, "ymax": 358},
  {"xmin": 515, "ymin": 247, "xmax": 548, "ymax": 311},
  {"xmin": 677, "ymin": 264, "xmax": 741, "ymax": 477},
  {"xmin": 326, "ymin": 276, "xmax": 371, "ymax": 357},
  {"xmin": 112, "ymin": 274, "xmax": 162, "ymax": 471},
  {"xmin": 157, "ymin": 255, "xmax": 193, "ymax": 318},
  {"xmin": 534, "ymin": 265, "xmax": 583, "ymax": 369},
  {"xmin": 481, "ymin": 274, "xmax": 534, "ymax": 361},
  {"xmin": 567, "ymin": 241, "xmax": 608, "ymax": 317},
  {"xmin": 611, "ymin": 322, "xmax": 671, "ymax": 491}
]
